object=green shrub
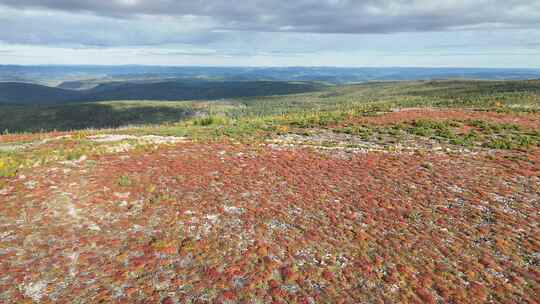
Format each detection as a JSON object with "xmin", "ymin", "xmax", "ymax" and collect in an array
[
  {"xmin": 193, "ymin": 115, "xmax": 230, "ymax": 126},
  {"xmin": 487, "ymin": 137, "xmax": 514, "ymax": 149},
  {"xmin": 118, "ymin": 175, "xmax": 133, "ymax": 187}
]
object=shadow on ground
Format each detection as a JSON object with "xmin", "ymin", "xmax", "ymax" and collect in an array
[{"xmin": 0, "ymin": 103, "xmax": 200, "ymax": 133}]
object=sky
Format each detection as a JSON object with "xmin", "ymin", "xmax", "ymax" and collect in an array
[{"xmin": 0, "ymin": 0, "xmax": 539, "ymax": 67}]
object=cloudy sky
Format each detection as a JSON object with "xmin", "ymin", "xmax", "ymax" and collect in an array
[{"xmin": 0, "ymin": 0, "xmax": 539, "ymax": 67}]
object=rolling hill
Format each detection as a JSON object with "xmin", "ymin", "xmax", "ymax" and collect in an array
[
  {"xmin": 1, "ymin": 79, "xmax": 539, "ymax": 303},
  {"xmin": 0, "ymin": 80, "xmax": 324, "ymax": 105},
  {"xmin": 0, "ymin": 82, "xmax": 84, "ymax": 104},
  {"xmin": 1, "ymin": 79, "xmax": 539, "ymax": 133}
]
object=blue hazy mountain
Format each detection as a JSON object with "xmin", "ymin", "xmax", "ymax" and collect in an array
[
  {"xmin": 1, "ymin": 65, "xmax": 540, "ymax": 105},
  {"xmin": 2, "ymin": 65, "xmax": 540, "ymax": 85}
]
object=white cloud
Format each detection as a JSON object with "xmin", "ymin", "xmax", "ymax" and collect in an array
[
  {"xmin": 0, "ymin": 1, "xmax": 539, "ymax": 67},
  {"xmin": 0, "ymin": 1, "xmax": 539, "ymax": 34}
]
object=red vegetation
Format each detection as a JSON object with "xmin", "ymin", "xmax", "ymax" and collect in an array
[
  {"xmin": 0, "ymin": 140, "xmax": 538, "ymax": 303},
  {"xmin": 351, "ymin": 108, "xmax": 540, "ymax": 129},
  {"xmin": 0, "ymin": 131, "xmax": 72, "ymax": 143}
]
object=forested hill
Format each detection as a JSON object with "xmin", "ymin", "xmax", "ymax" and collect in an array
[{"xmin": 0, "ymin": 80, "xmax": 324, "ymax": 104}]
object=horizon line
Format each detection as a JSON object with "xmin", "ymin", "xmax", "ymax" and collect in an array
[{"xmin": 1, "ymin": 64, "xmax": 540, "ymax": 70}]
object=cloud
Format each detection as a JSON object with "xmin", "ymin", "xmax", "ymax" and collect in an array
[
  {"xmin": 138, "ymin": 48, "xmax": 313, "ymax": 58},
  {"xmin": 0, "ymin": 6, "xmax": 226, "ymax": 47},
  {"xmin": 0, "ymin": 1, "xmax": 539, "ymax": 67},
  {"xmin": 0, "ymin": 0, "xmax": 539, "ymax": 35},
  {"xmin": 0, "ymin": 1, "xmax": 539, "ymax": 48}
]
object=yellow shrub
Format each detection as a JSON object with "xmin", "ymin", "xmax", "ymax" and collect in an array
[{"xmin": 277, "ymin": 125, "xmax": 289, "ymax": 133}]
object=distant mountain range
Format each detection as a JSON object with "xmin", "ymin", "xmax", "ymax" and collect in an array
[
  {"xmin": 0, "ymin": 80, "xmax": 324, "ymax": 105},
  {"xmin": 1, "ymin": 65, "xmax": 540, "ymax": 86},
  {"xmin": 2, "ymin": 65, "xmax": 540, "ymax": 105}
]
